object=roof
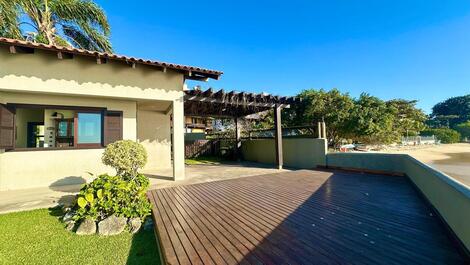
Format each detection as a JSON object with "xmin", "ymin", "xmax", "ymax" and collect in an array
[
  {"xmin": 0, "ymin": 37, "xmax": 223, "ymax": 81},
  {"xmin": 184, "ymin": 88, "xmax": 300, "ymax": 117}
]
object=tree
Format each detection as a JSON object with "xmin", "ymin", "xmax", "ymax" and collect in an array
[
  {"xmin": 0, "ymin": 0, "xmax": 22, "ymax": 39},
  {"xmin": 346, "ymin": 93, "xmax": 396, "ymax": 144},
  {"xmin": 284, "ymin": 88, "xmax": 354, "ymax": 146},
  {"xmin": 386, "ymin": 99, "xmax": 427, "ymax": 137},
  {"xmin": 0, "ymin": 0, "xmax": 112, "ymax": 52},
  {"xmin": 421, "ymin": 128, "xmax": 461, "ymax": 144},
  {"xmin": 430, "ymin": 94, "xmax": 470, "ymax": 128},
  {"xmin": 455, "ymin": 121, "xmax": 470, "ymax": 140}
]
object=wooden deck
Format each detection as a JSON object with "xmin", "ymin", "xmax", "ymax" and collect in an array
[{"xmin": 148, "ymin": 169, "xmax": 468, "ymax": 265}]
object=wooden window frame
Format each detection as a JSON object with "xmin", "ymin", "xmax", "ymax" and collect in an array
[{"xmin": 5, "ymin": 103, "xmax": 108, "ymax": 152}]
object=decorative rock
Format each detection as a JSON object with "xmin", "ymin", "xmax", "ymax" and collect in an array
[
  {"xmin": 128, "ymin": 218, "xmax": 142, "ymax": 234},
  {"xmin": 98, "ymin": 215, "xmax": 127, "ymax": 236},
  {"xmin": 143, "ymin": 218, "xmax": 154, "ymax": 231},
  {"xmin": 65, "ymin": 221, "xmax": 76, "ymax": 231},
  {"xmin": 76, "ymin": 219, "xmax": 96, "ymax": 235},
  {"xmin": 62, "ymin": 212, "xmax": 74, "ymax": 223}
]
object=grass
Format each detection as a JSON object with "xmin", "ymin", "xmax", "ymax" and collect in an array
[
  {"xmin": 185, "ymin": 155, "xmax": 228, "ymax": 165},
  {"xmin": 0, "ymin": 208, "xmax": 161, "ymax": 265}
]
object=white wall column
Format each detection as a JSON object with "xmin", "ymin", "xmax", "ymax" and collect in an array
[{"xmin": 172, "ymin": 97, "xmax": 185, "ymax": 180}]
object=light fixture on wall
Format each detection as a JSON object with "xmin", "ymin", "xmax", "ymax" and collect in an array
[{"xmin": 51, "ymin": 112, "xmax": 64, "ymax": 119}]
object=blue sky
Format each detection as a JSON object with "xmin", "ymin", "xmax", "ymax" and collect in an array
[{"xmin": 96, "ymin": 0, "xmax": 470, "ymax": 113}]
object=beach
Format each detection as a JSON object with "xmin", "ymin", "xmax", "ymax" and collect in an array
[{"xmin": 386, "ymin": 143, "xmax": 470, "ymax": 187}]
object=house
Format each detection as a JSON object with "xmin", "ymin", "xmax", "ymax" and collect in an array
[
  {"xmin": 0, "ymin": 38, "xmax": 222, "ymax": 191},
  {"xmin": 184, "ymin": 116, "xmax": 213, "ymax": 133}
]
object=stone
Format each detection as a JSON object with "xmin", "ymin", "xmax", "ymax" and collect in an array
[
  {"xmin": 143, "ymin": 218, "xmax": 154, "ymax": 231},
  {"xmin": 62, "ymin": 212, "xmax": 74, "ymax": 223},
  {"xmin": 128, "ymin": 218, "xmax": 142, "ymax": 234},
  {"xmin": 98, "ymin": 215, "xmax": 127, "ymax": 236},
  {"xmin": 76, "ymin": 219, "xmax": 96, "ymax": 235},
  {"xmin": 65, "ymin": 221, "xmax": 76, "ymax": 231}
]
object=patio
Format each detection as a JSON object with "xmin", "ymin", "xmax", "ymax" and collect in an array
[
  {"xmin": 148, "ymin": 169, "xmax": 468, "ymax": 265},
  {"xmin": 0, "ymin": 162, "xmax": 287, "ymax": 214}
]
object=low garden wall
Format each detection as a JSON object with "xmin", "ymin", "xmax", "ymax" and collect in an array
[
  {"xmin": 326, "ymin": 152, "xmax": 470, "ymax": 252},
  {"xmin": 241, "ymin": 138, "xmax": 327, "ymax": 169}
]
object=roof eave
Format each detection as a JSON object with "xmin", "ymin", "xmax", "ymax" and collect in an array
[{"xmin": 0, "ymin": 37, "xmax": 223, "ymax": 81}]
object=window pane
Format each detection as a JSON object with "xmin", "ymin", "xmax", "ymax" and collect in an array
[
  {"xmin": 57, "ymin": 121, "xmax": 68, "ymax": 137},
  {"xmin": 78, "ymin": 113, "xmax": 102, "ymax": 144}
]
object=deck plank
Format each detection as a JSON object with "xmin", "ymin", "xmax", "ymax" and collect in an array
[{"xmin": 148, "ymin": 169, "xmax": 468, "ymax": 265}]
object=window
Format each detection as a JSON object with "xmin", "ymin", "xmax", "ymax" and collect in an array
[
  {"xmin": 0, "ymin": 104, "xmax": 123, "ymax": 151},
  {"xmin": 76, "ymin": 112, "xmax": 102, "ymax": 146}
]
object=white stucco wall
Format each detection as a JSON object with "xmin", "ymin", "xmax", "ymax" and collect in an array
[{"xmin": 137, "ymin": 107, "xmax": 172, "ymax": 171}]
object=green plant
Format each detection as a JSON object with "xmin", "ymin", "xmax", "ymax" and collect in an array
[
  {"xmin": 454, "ymin": 121, "xmax": 470, "ymax": 140},
  {"xmin": 421, "ymin": 128, "xmax": 461, "ymax": 144},
  {"xmin": 102, "ymin": 140, "xmax": 148, "ymax": 179},
  {"xmin": 73, "ymin": 174, "xmax": 151, "ymax": 222},
  {"xmin": 1, "ymin": 0, "xmax": 112, "ymax": 52}
]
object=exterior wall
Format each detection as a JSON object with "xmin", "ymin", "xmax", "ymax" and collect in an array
[
  {"xmin": 0, "ymin": 45, "xmax": 188, "ymax": 189},
  {"xmin": 241, "ymin": 138, "xmax": 328, "ymax": 168},
  {"xmin": 137, "ymin": 107, "xmax": 172, "ymax": 171},
  {"xmin": 326, "ymin": 152, "xmax": 470, "ymax": 252},
  {"xmin": 0, "ymin": 49, "xmax": 184, "ymax": 102},
  {"xmin": 0, "ymin": 92, "xmax": 137, "ymax": 190},
  {"xmin": 172, "ymin": 99, "xmax": 186, "ymax": 180}
]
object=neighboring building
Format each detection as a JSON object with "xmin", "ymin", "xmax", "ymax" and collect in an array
[
  {"xmin": 184, "ymin": 116, "xmax": 213, "ymax": 133},
  {"xmin": 0, "ymin": 38, "xmax": 222, "ymax": 190}
]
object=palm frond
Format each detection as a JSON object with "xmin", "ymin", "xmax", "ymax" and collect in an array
[
  {"xmin": 62, "ymin": 24, "xmax": 96, "ymax": 50},
  {"xmin": 0, "ymin": 0, "xmax": 23, "ymax": 39},
  {"xmin": 51, "ymin": 0, "xmax": 110, "ymax": 35},
  {"xmin": 52, "ymin": 0, "xmax": 112, "ymax": 52},
  {"xmin": 77, "ymin": 22, "xmax": 112, "ymax": 52}
]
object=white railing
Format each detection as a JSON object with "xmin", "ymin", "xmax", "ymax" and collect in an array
[{"xmin": 401, "ymin": 135, "xmax": 437, "ymax": 145}]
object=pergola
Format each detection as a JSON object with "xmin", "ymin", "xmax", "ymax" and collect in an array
[{"xmin": 184, "ymin": 88, "xmax": 300, "ymax": 169}]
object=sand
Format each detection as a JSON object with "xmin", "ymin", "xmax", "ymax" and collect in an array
[{"xmin": 386, "ymin": 143, "xmax": 470, "ymax": 187}]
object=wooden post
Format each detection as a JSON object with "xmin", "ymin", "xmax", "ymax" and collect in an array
[
  {"xmin": 235, "ymin": 117, "xmax": 241, "ymax": 160},
  {"xmin": 322, "ymin": 121, "xmax": 327, "ymax": 140},
  {"xmin": 317, "ymin": 122, "xmax": 322, "ymax": 138},
  {"xmin": 274, "ymin": 104, "xmax": 283, "ymax": 169}
]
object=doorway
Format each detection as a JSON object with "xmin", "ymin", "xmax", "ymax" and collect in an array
[{"xmin": 27, "ymin": 122, "xmax": 45, "ymax": 148}]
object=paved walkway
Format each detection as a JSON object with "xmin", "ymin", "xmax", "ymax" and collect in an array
[{"xmin": 0, "ymin": 162, "xmax": 287, "ymax": 214}]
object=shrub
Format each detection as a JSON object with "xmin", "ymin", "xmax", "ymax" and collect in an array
[
  {"xmin": 454, "ymin": 121, "xmax": 470, "ymax": 140},
  {"xmin": 420, "ymin": 128, "xmax": 461, "ymax": 144},
  {"xmin": 73, "ymin": 174, "xmax": 151, "ymax": 222},
  {"xmin": 102, "ymin": 140, "xmax": 148, "ymax": 179}
]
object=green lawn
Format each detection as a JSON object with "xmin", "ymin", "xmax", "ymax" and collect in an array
[
  {"xmin": 0, "ymin": 208, "xmax": 161, "ymax": 265},
  {"xmin": 185, "ymin": 155, "xmax": 227, "ymax": 165}
]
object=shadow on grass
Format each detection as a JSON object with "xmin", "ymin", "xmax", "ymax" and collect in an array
[
  {"xmin": 48, "ymin": 205, "xmax": 64, "ymax": 217},
  {"xmin": 126, "ymin": 223, "xmax": 162, "ymax": 265}
]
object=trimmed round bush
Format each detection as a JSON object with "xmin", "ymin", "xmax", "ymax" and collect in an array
[{"xmin": 102, "ymin": 140, "xmax": 147, "ymax": 179}]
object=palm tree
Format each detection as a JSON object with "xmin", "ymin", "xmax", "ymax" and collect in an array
[
  {"xmin": 0, "ymin": 0, "xmax": 112, "ymax": 52},
  {"xmin": 0, "ymin": 0, "xmax": 22, "ymax": 39}
]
